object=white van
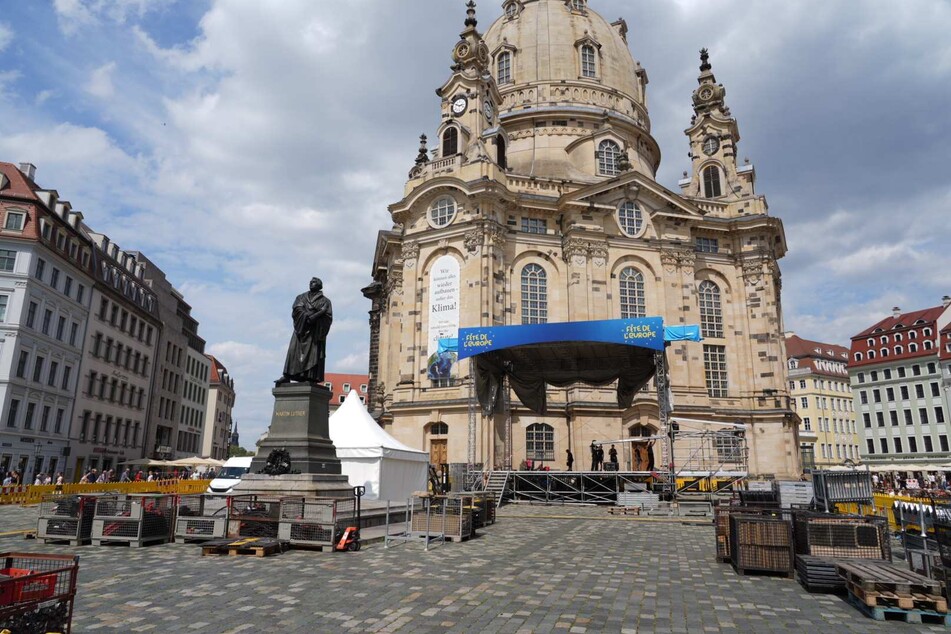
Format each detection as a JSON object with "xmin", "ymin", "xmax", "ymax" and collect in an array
[{"xmin": 206, "ymin": 456, "xmax": 253, "ymax": 494}]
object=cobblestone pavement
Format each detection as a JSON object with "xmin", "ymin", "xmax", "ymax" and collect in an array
[{"xmin": 0, "ymin": 504, "xmax": 940, "ymax": 633}]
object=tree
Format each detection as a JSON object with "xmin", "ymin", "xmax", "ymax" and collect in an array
[{"xmin": 228, "ymin": 445, "xmax": 254, "ymax": 458}]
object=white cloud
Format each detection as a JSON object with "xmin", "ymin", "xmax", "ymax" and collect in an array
[
  {"xmin": 0, "ymin": 22, "xmax": 13, "ymax": 52},
  {"xmin": 35, "ymin": 90, "xmax": 55, "ymax": 106},
  {"xmin": 53, "ymin": 0, "xmax": 96, "ymax": 35},
  {"xmin": 86, "ymin": 61, "xmax": 117, "ymax": 98}
]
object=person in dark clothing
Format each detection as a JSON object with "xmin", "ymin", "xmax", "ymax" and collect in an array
[
  {"xmin": 566, "ymin": 449, "xmax": 574, "ymax": 471},
  {"xmin": 590, "ymin": 442, "xmax": 598, "ymax": 471},
  {"xmin": 609, "ymin": 445, "xmax": 618, "ymax": 469},
  {"xmin": 595, "ymin": 445, "xmax": 604, "ymax": 471},
  {"xmin": 646, "ymin": 440, "xmax": 656, "ymax": 472}
]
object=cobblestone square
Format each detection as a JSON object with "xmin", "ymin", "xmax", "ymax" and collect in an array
[{"xmin": 0, "ymin": 504, "xmax": 940, "ymax": 632}]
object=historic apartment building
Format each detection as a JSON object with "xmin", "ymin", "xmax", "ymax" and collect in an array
[
  {"xmin": 363, "ymin": 0, "xmax": 798, "ymax": 476},
  {"xmin": 850, "ymin": 300, "xmax": 951, "ymax": 465},
  {"xmin": 71, "ymin": 232, "xmax": 161, "ymax": 476},
  {"xmin": 203, "ymin": 355, "xmax": 235, "ymax": 460},
  {"xmin": 785, "ymin": 334, "xmax": 858, "ymax": 469},
  {"xmin": 0, "ymin": 162, "xmax": 93, "ymax": 481},
  {"xmin": 323, "ymin": 373, "xmax": 369, "ymax": 411},
  {"xmin": 178, "ymin": 345, "xmax": 209, "ymax": 456}
]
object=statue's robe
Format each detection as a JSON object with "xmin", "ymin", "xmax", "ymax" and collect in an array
[{"xmin": 282, "ymin": 291, "xmax": 332, "ymax": 382}]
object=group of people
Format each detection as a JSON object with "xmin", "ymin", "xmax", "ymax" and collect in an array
[
  {"xmin": 78, "ymin": 467, "xmax": 212, "ymax": 483},
  {"xmin": 587, "ymin": 442, "xmax": 619, "ymax": 471},
  {"xmin": 872, "ymin": 472, "xmax": 951, "ymax": 497},
  {"xmin": 2, "ymin": 471, "xmax": 65, "ymax": 486}
]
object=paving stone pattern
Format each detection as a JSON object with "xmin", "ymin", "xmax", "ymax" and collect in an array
[{"xmin": 0, "ymin": 504, "xmax": 941, "ymax": 632}]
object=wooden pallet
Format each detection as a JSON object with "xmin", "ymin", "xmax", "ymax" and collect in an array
[
  {"xmin": 836, "ymin": 559, "xmax": 942, "ymax": 596},
  {"xmin": 846, "ymin": 591, "xmax": 951, "ymax": 625},
  {"xmin": 608, "ymin": 506, "xmax": 641, "ymax": 516},
  {"xmin": 201, "ymin": 537, "xmax": 287, "ymax": 557},
  {"xmin": 847, "ymin": 581, "xmax": 948, "ymax": 612}
]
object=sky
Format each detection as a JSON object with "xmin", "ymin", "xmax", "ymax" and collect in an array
[{"xmin": 0, "ymin": 0, "xmax": 949, "ymax": 447}]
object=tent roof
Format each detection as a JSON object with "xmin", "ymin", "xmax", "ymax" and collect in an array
[{"xmin": 330, "ymin": 390, "xmax": 427, "ymax": 458}]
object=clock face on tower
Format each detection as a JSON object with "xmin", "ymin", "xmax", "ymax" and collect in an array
[
  {"xmin": 483, "ymin": 99, "xmax": 494, "ymax": 122},
  {"xmin": 451, "ymin": 95, "xmax": 468, "ymax": 116}
]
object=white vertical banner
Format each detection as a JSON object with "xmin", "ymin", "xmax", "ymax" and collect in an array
[{"xmin": 427, "ymin": 255, "xmax": 460, "ymax": 381}]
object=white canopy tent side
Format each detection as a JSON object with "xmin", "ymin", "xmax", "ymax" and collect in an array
[{"xmin": 329, "ymin": 390, "xmax": 429, "ymax": 501}]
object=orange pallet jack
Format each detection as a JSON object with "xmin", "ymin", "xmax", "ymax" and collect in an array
[{"xmin": 335, "ymin": 486, "xmax": 364, "ymax": 552}]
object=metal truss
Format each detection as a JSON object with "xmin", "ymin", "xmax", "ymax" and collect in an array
[{"xmin": 504, "ymin": 470, "xmax": 652, "ymax": 504}]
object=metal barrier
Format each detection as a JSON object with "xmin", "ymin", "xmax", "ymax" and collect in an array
[
  {"xmin": 837, "ymin": 492, "xmax": 943, "ymax": 531},
  {"xmin": 0, "ymin": 480, "xmax": 210, "ymax": 506}
]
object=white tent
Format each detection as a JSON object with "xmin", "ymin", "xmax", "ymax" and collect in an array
[{"xmin": 329, "ymin": 390, "xmax": 429, "ymax": 501}]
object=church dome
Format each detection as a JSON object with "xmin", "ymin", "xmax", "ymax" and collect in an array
[{"xmin": 484, "ymin": 0, "xmax": 649, "ymax": 130}]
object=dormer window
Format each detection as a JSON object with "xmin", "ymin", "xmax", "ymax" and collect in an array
[
  {"xmin": 581, "ymin": 45, "xmax": 596, "ymax": 78},
  {"xmin": 702, "ymin": 164, "xmax": 722, "ymax": 198},
  {"xmin": 504, "ymin": 1, "xmax": 520, "ymax": 18},
  {"xmin": 497, "ymin": 51, "xmax": 512, "ymax": 84},
  {"xmin": 597, "ymin": 140, "xmax": 620, "ymax": 176},
  {"xmin": 569, "ymin": 0, "xmax": 586, "ymax": 11},
  {"xmin": 4, "ymin": 211, "xmax": 25, "ymax": 231}
]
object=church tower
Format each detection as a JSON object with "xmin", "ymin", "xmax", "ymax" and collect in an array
[{"xmin": 364, "ymin": 0, "xmax": 799, "ymax": 478}]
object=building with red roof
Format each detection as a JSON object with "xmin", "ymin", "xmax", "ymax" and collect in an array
[
  {"xmin": 322, "ymin": 373, "xmax": 369, "ymax": 411},
  {"xmin": 848, "ymin": 298, "xmax": 951, "ymax": 466},
  {"xmin": 203, "ymin": 355, "xmax": 235, "ymax": 460},
  {"xmin": 785, "ymin": 334, "xmax": 858, "ymax": 468}
]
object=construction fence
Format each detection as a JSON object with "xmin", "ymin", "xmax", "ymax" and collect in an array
[{"xmin": 0, "ymin": 480, "xmax": 210, "ymax": 506}]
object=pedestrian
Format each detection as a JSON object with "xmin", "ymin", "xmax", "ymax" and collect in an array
[
  {"xmin": 54, "ymin": 472, "xmax": 64, "ymax": 486},
  {"xmin": 120, "ymin": 468, "xmax": 131, "ymax": 482},
  {"xmin": 595, "ymin": 444, "xmax": 604, "ymax": 471},
  {"xmin": 147, "ymin": 471, "xmax": 154, "ymax": 482},
  {"xmin": 2, "ymin": 472, "xmax": 12, "ymax": 486},
  {"xmin": 566, "ymin": 448, "xmax": 574, "ymax": 471},
  {"xmin": 609, "ymin": 444, "xmax": 618, "ymax": 469},
  {"xmin": 590, "ymin": 441, "xmax": 598, "ymax": 471},
  {"xmin": 646, "ymin": 440, "xmax": 655, "ymax": 472},
  {"xmin": 33, "ymin": 474, "xmax": 43, "ymax": 486}
]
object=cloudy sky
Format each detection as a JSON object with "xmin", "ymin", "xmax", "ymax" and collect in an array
[{"xmin": 0, "ymin": 0, "xmax": 948, "ymax": 446}]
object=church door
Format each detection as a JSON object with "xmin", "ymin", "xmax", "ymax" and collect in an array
[{"xmin": 430, "ymin": 439, "xmax": 447, "ymax": 468}]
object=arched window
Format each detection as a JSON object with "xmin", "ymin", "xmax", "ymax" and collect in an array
[
  {"xmin": 909, "ymin": 343, "xmax": 918, "ymax": 352},
  {"xmin": 866, "ymin": 338, "xmax": 874, "ymax": 346},
  {"xmin": 525, "ymin": 423, "xmax": 554, "ymax": 461},
  {"xmin": 924, "ymin": 340, "xmax": 933, "ymax": 350},
  {"xmin": 521, "ymin": 264, "xmax": 547, "ymax": 324},
  {"xmin": 496, "ymin": 134, "xmax": 507, "ymax": 169},
  {"xmin": 570, "ymin": 0, "xmax": 586, "ymax": 12},
  {"xmin": 925, "ymin": 327, "xmax": 933, "ymax": 336},
  {"xmin": 854, "ymin": 352, "xmax": 863, "ymax": 361},
  {"xmin": 429, "ymin": 422, "xmax": 448, "ymax": 435},
  {"xmin": 581, "ymin": 45, "xmax": 596, "ymax": 78},
  {"xmin": 442, "ymin": 127, "xmax": 459, "ymax": 156},
  {"xmin": 880, "ymin": 335, "xmax": 888, "ymax": 344},
  {"xmin": 909, "ymin": 331, "xmax": 918, "ymax": 340},
  {"xmin": 497, "ymin": 51, "xmax": 512, "ymax": 84},
  {"xmin": 868, "ymin": 350, "xmax": 876, "ymax": 359},
  {"xmin": 894, "ymin": 346, "xmax": 903, "ymax": 355},
  {"xmin": 429, "ymin": 197, "xmax": 457, "ymax": 228},
  {"xmin": 698, "ymin": 280, "xmax": 723, "ymax": 338},
  {"xmin": 895, "ymin": 333, "xmax": 903, "ymax": 341},
  {"xmin": 880, "ymin": 348, "xmax": 889, "ymax": 357},
  {"xmin": 619, "ymin": 267, "xmax": 645, "ymax": 318},
  {"xmin": 597, "ymin": 140, "xmax": 620, "ymax": 176},
  {"xmin": 616, "ymin": 201, "xmax": 644, "ymax": 237},
  {"xmin": 702, "ymin": 165, "xmax": 722, "ymax": 198},
  {"xmin": 504, "ymin": 1, "xmax": 518, "ymax": 18}
]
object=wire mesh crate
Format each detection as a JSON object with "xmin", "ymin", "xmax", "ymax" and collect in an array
[
  {"xmin": 37, "ymin": 494, "xmax": 113, "ymax": 545},
  {"xmin": 777, "ymin": 481, "xmax": 814, "ymax": 509},
  {"xmin": 730, "ymin": 514, "xmax": 794, "ymax": 575},
  {"xmin": 91, "ymin": 494, "xmax": 174, "ymax": 547},
  {"xmin": 174, "ymin": 495, "xmax": 231, "ymax": 542},
  {"xmin": 228, "ymin": 495, "xmax": 286, "ymax": 539},
  {"xmin": 738, "ymin": 489, "xmax": 780, "ymax": 507},
  {"xmin": 792, "ymin": 511, "xmax": 890, "ymax": 560},
  {"xmin": 812, "ymin": 469, "xmax": 873, "ymax": 509},
  {"xmin": 411, "ymin": 496, "xmax": 472, "ymax": 541},
  {"xmin": 278, "ymin": 497, "xmax": 356, "ymax": 547},
  {"xmin": 715, "ymin": 505, "xmax": 791, "ymax": 562},
  {"xmin": 0, "ymin": 552, "xmax": 79, "ymax": 634},
  {"xmin": 464, "ymin": 493, "xmax": 495, "ymax": 529}
]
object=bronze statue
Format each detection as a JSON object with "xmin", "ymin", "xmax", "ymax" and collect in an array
[{"xmin": 276, "ymin": 277, "xmax": 333, "ymax": 385}]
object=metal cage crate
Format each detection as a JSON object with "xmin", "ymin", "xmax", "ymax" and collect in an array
[
  {"xmin": 0, "ymin": 552, "xmax": 79, "ymax": 634},
  {"xmin": 792, "ymin": 511, "xmax": 890, "ymax": 560},
  {"xmin": 730, "ymin": 513, "xmax": 794, "ymax": 575},
  {"xmin": 174, "ymin": 495, "xmax": 231, "ymax": 542},
  {"xmin": 37, "ymin": 494, "xmax": 114, "ymax": 546},
  {"xmin": 411, "ymin": 496, "xmax": 472, "ymax": 541},
  {"xmin": 91, "ymin": 494, "xmax": 174, "ymax": 547},
  {"xmin": 277, "ymin": 497, "xmax": 356, "ymax": 548},
  {"xmin": 229, "ymin": 495, "xmax": 287, "ymax": 539},
  {"xmin": 715, "ymin": 505, "xmax": 791, "ymax": 563},
  {"xmin": 812, "ymin": 469, "xmax": 873, "ymax": 510}
]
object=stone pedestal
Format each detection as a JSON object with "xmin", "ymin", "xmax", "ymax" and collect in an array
[{"xmin": 233, "ymin": 383, "xmax": 351, "ymax": 498}]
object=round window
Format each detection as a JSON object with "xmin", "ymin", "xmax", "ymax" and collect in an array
[
  {"xmin": 429, "ymin": 197, "xmax": 457, "ymax": 228},
  {"xmin": 617, "ymin": 201, "xmax": 645, "ymax": 237}
]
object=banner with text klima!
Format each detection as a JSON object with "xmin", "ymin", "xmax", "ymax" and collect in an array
[{"xmin": 457, "ymin": 316, "xmax": 664, "ymax": 360}]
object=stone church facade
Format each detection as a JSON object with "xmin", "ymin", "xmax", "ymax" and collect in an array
[{"xmin": 363, "ymin": 0, "xmax": 800, "ymax": 478}]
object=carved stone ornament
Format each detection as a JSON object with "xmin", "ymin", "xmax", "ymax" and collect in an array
[
  {"xmin": 742, "ymin": 258, "xmax": 764, "ymax": 285},
  {"xmin": 562, "ymin": 238, "xmax": 589, "ymax": 265},
  {"xmin": 401, "ymin": 241, "xmax": 419, "ymax": 267},
  {"xmin": 487, "ymin": 223, "xmax": 507, "ymax": 247},
  {"xmin": 660, "ymin": 247, "xmax": 695, "ymax": 273},
  {"xmin": 384, "ymin": 268, "xmax": 404, "ymax": 297},
  {"xmin": 464, "ymin": 228, "xmax": 482, "ymax": 254}
]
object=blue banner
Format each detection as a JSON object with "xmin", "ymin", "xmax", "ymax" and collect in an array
[{"xmin": 457, "ymin": 317, "xmax": 664, "ymax": 360}]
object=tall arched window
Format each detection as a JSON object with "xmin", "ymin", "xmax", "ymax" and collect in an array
[
  {"xmin": 598, "ymin": 140, "xmax": 620, "ymax": 176},
  {"xmin": 496, "ymin": 134, "xmax": 507, "ymax": 169},
  {"xmin": 619, "ymin": 267, "xmax": 645, "ymax": 318},
  {"xmin": 429, "ymin": 422, "xmax": 448, "ymax": 436},
  {"xmin": 581, "ymin": 45, "xmax": 596, "ymax": 78},
  {"xmin": 442, "ymin": 127, "xmax": 459, "ymax": 156},
  {"xmin": 521, "ymin": 263, "xmax": 547, "ymax": 324},
  {"xmin": 525, "ymin": 423, "xmax": 554, "ymax": 461},
  {"xmin": 497, "ymin": 51, "xmax": 512, "ymax": 84},
  {"xmin": 698, "ymin": 280, "xmax": 723, "ymax": 338},
  {"xmin": 702, "ymin": 165, "xmax": 722, "ymax": 198}
]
